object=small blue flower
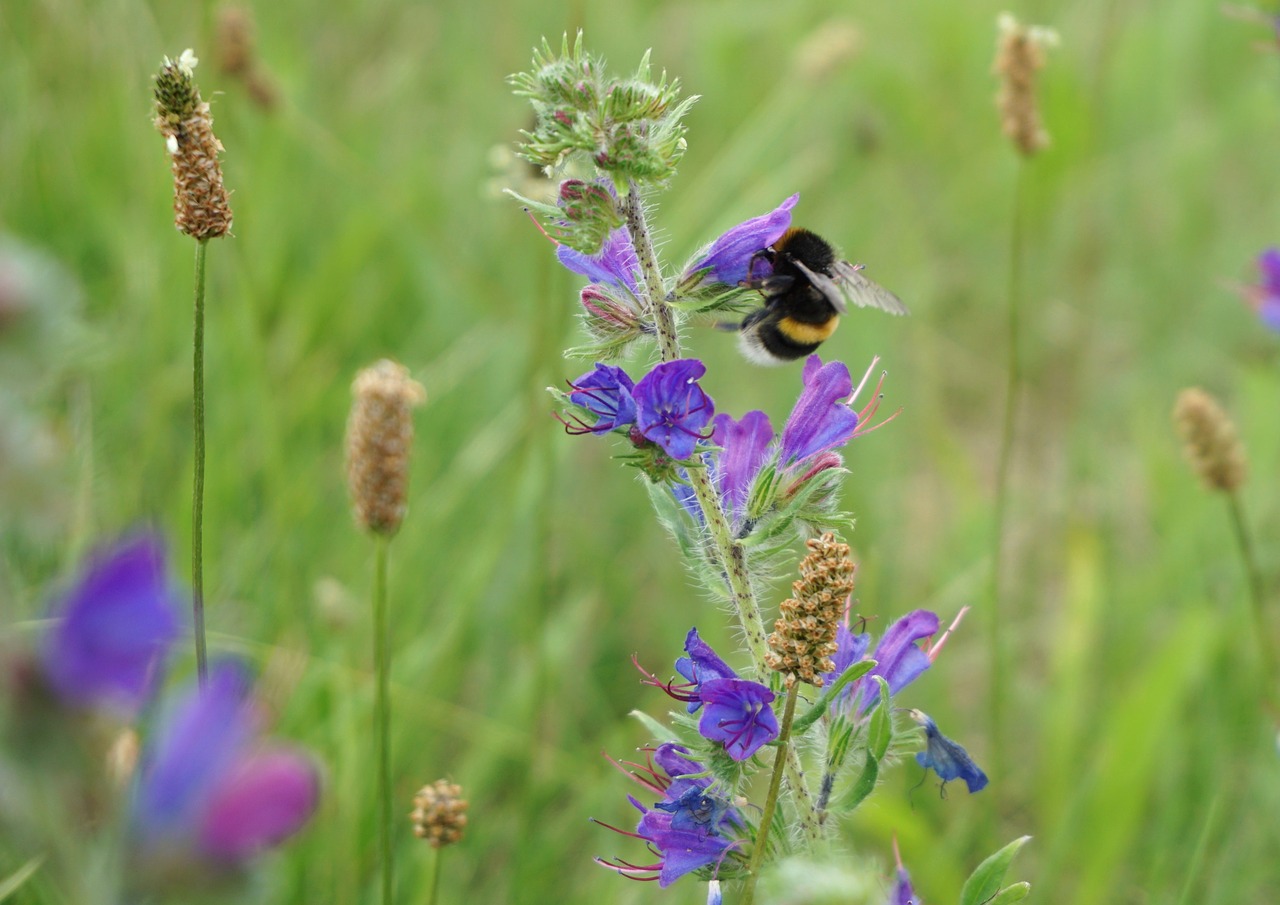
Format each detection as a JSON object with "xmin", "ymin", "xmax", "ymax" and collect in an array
[
  {"xmin": 632, "ymin": 359, "xmax": 715, "ymax": 460},
  {"xmin": 673, "ymin": 627, "xmax": 738, "ymax": 714},
  {"xmin": 41, "ymin": 533, "xmax": 181, "ymax": 716},
  {"xmin": 564, "ymin": 362, "xmax": 637, "ymax": 434},
  {"xmin": 557, "ymin": 226, "xmax": 639, "ymax": 290},
  {"xmin": 681, "ymin": 194, "xmax": 799, "ymax": 289},
  {"xmin": 653, "ymin": 784, "xmax": 735, "ymax": 835},
  {"xmin": 697, "ymin": 677, "xmax": 779, "ymax": 762},
  {"xmin": 907, "ymin": 709, "xmax": 988, "ymax": 794}
]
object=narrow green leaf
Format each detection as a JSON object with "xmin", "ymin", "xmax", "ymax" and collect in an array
[
  {"xmin": 790, "ymin": 659, "xmax": 877, "ymax": 735},
  {"xmin": 629, "ymin": 709, "xmax": 674, "ymax": 742},
  {"xmin": 983, "ymin": 882, "xmax": 1032, "ymax": 904},
  {"xmin": 0, "ymin": 857, "xmax": 43, "ymax": 902},
  {"xmin": 867, "ymin": 676, "xmax": 892, "ymax": 759},
  {"xmin": 834, "ymin": 752, "xmax": 879, "ymax": 812},
  {"xmin": 960, "ymin": 836, "xmax": 1032, "ymax": 905}
]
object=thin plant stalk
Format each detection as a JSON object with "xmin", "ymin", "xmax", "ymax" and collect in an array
[
  {"xmin": 372, "ymin": 535, "xmax": 393, "ymax": 905},
  {"xmin": 988, "ymin": 160, "xmax": 1027, "ymax": 770},
  {"xmin": 740, "ymin": 683, "xmax": 801, "ymax": 905},
  {"xmin": 427, "ymin": 847, "xmax": 442, "ymax": 905},
  {"xmin": 1226, "ymin": 493, "xmax": 1279, "ymax": 716},
  {"xmin": 621, "ymin": 186, "xmax": 822, "ymax": 846},
  {"xmin": 191, "ymin": 237, "xmax": 210, "ymax": 686}
]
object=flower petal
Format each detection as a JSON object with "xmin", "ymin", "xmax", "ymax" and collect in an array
[
  {"xmin": 199, "ymin": 749, "xmax": 320, "ymax": 861},
  {"xmin": 780, "ymin": 355, "xmax": 859, "ymax": 464}
]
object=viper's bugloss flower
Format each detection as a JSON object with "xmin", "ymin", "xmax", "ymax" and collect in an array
[
  {"xmin": 565, "ymin": 362, "xmax": 637, "ymax": 434},
  {"xmin": 597, "ymin": 743, "xmax": 743, "ymax": 887},
  {"xmin": 680, "ymin": 194, "xmax": 799, "ymax": 289},
  {"xmin": 888, "ymin": 864, "xmax": 919, "ymax": 905},
  {"xmin": 632, "ymin": 359, "xmax": 715, "ymax": 460},
  {"xmin": 41, "ymin": 534, "xmax": 181, "ymax": 716},
  {"xmin": 825, "ymin": 610, "xmax": 939, "ymax": 714},
  {"xmin": 781, "ymin": 355, "xmax": 862, "ymax": 464},
  {"xmin": 711, "ymin": 411, "xmax": 774, "ymax": 516},
  {"xmin": 672, "ymin": 627, "xmax": 738, "ymax": 713},
  {"xmin": 907, "ymin": 709, "xmax": 988, "ymax": 794},
  {"xmin": 557, "ymin": 225, "xmax": 640, "ymax": 290},
  {"xmin": 697, "ymin": 677, "xmax": 779, "ymax": 761},
  {"xmin": 130, "ymin": 661, "xmax": 319, "ymax": 873},
  {"xmin": 1244, "ymin": 248, "xmax": 1280, "ymax": 331}
]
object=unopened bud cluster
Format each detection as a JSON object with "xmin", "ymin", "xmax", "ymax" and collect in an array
[
  {"xmin": 410, "ymin": 779, "xmax": 469, "ymax": 849},
  {"xmin": 346, "ymin": 360, "xmax": 426, "ymax": 536},
  {"xmin": 766, "ymin": 533, "xmax": 856, "ymax": 687},
  {"xmin": 1173, "ymin": 387, "xmax": 1248, "ymax": 493},
  {"xmin": 993, "ymin": 14, "xmax": 1058, "ymax": 156},
  {"xmin": 153, "ymin": 51, "xmax": 234, "ymax": 239},
  {"xmin": 508, "ymin": 32, "xmax": 695, "ymax": 186}
]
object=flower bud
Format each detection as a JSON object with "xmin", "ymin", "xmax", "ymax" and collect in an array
[
  {"xmin": 346, "ymin": 360, "xmax": 426, "ymax": 536},
  {"xmin": 1173, "ymin": 387, "xmax": 1247, "ymax": 493},
  {"xmin": 411, "ymin": 779, "xmax": 468, "ymax": 848}
]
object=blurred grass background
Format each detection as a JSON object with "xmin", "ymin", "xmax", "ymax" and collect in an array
[{"xmin": 3, "ymin": 0, "xmax": 1280, "ymax": 902}]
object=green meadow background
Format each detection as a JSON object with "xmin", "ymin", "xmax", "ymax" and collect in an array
[{"xmin": 3, "ymin": 0, "xmax": 1280, "ymax": 902}]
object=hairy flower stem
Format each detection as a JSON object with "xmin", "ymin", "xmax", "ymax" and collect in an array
[
  {"xmin": 1226, "ymin": 493, "xmax": 1279, "ymax": 718},
  {"xmin": 989, "ymin": 160, "xmax": 1026, "ymax": 774},
  {"xmin": 622, "ymin": 183, "xmax": 680, "ymax": 361},
  {"xmin": 741, "ymin": 683, "xmax": 801, "ymax": 905},
  {"xmin": 191, "ymin": 238, "xmax": 209, "ymax": 686},
  {"xmin": 372, "ymin": 536, "xmax": 394, "ymax": 905},
  {"xmin": 621, "ymin": 185, "xmax": 822, "ymax": 847},
  {"xmin": 428, "ymin": 847, "xmax": 442, "ymax": 905}
]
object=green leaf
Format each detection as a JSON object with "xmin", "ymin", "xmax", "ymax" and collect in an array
[
  {"xmin": 983, "ymin": 882, "xmax": 1032, "ymax": 904},
  {"xmin": 867, "ymin": 676, "xmax": 892, "ymax": 759},
  {"xmin": 0, "ymin": 857, "xmax": 43, "ymax": 902},
  {"xmin": 834, "ymin": 751, "xmax": 879, "ymax": 812},
  {"xmin": 960, "ymin": 836, "xmax": 1033, "ymax": 905},
  {"xmin": 790, "ymin": 659, "xmax": 877, "ymax": 735},
  {"xmin": 629, "ymin": 708, "xmax": 674, "ymax": 742}
]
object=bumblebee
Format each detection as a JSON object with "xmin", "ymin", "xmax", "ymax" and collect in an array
[{"xmin": 735, "ymin": 228, "xmax": 908, "ymax": 365}]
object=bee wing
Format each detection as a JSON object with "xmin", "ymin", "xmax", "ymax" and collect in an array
[{"xmin": 831, "ymin": 260, "xmax": 910, "ymax": 316}]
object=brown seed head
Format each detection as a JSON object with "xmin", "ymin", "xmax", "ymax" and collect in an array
[
  {"xmin": 153, "ymin": 51, "xmax": 234, "ymax": 240},
  {"xmin": 346, "ymin": 360, "xmax": 426, "ymax": 536},
  {"xmin": 765, "ymin": 533, "xmax": 856, "ymax": 688},
  {"xmin": 411, "ymin": 779, "xmax": 468, "ymax": 849},
  {"xmin": 1173, "ymin": 387, "xmax": 1247, "ymax": 493},
  {"xmin": 993, "ymin": 14, "xmax": 1057, "ymax": 157}
]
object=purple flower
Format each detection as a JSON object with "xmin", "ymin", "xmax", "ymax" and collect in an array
[
  {"xmin": 1251, "ymin": 248, "xmax": 1280, "ymax": 331},
  {"xmin": 633, "ymin": 359, "xmax": 715, "ymax": 460},
  {"xmin": 825, "ymin": 610, "xmax": 940, "ymax": 713},
  {"xmin": 564, "ymin": 362, "xmax": 637, "ymax": 434},
  {"xmin": 131, "ymin": 661, "xmax": 319, "ymax": 869},
  {"xmin": 682, "ymin": 194, "xmax": 799, "ymax": 288},
  {"xmin": 711, "ymin": 411, "xmax": 774, "ymax": 516},
  {"xmin": 673, "ymin": 627, "xmax": 738, "ymax": 713},
  {"xmin": 697, "ymin": 678, "xmax": 779, "ymax": 762},
  {"xmin": 907, "ymin": 709, "xmax": 988, "ymax": 794},
  {"xmin": 41, "ymin": 534, "xmax": 181, "ymax": 716},
  {"xmin": 557, "ymin": 226, "xmax": 639, "ymax": 291},
  {"xmin": 597, "ymin": 744, "xmax": 742, "ymax": 888},
  {"xmin": 888, "ymin": 864, "xmax": 920, "ymax": 905},
  {"xmin": 780, "ymin": 355, "xmax": 860, "ymax": 464}
]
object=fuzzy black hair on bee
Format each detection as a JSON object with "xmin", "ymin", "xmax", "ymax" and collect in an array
[{"xmin": 735, "ymin": 228, "xmax": 907, "ymax": 365}]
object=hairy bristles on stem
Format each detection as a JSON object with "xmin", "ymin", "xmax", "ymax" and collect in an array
[
  {"xmin": 993, "ymin": 13, "xmax": 1058, "ymax": 157},
  {"xmin": 1173, "ymin": 387, "xmax": 1247, "ymax": 493},
  {"xmin": 411, "ymin": 780, "xmax": 470, "ymax": 849},
  {"xmin": 766, "ymin": 533, "xmax": 856, "ymax": 688},
  {"xmin": 153, "ymin": 51, "xmax": 234, "ymax": 239},
  {"xmin": 346, "ymin": 360, "xmax": 427, "ymax": 536}
]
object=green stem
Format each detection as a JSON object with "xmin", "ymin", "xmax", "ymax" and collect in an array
[
  {"xmin": 427, "ymin": 846, "xmax": 442, "ymax": 905},
  {"xmin": 373, "ymin": 536, "xmax": 394, "ymax": 905},
  {"xmin": 191, "ymin": 238, "xmax": 209, "ymax": 686},
  {"xmin": 740, "ymin": 683, "xmax": 801, "ymax": 905},
  {"xmin": 1226, "ymin": 493, "xmax": 1279, "ymax": 717},
  {"xmin": 988, "ymin": 160, "xmax": 1026, "ymax": 770},
  {"xmin": 620, "ymin": 187, "xmax": 822, "ymax": 846}
]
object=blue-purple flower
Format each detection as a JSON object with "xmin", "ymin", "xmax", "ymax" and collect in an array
[
  {"xmin": 888, "ymin": 845, "xmax": 921, "ymax": 905},
  {"xmin": 1245, "ymin": 248, "xmax": 1280, "ymax": 332},
  {"xmin": 825, "ymin": 610, "xmax": 940, "ymax": 714},
  {"xmin": 130, "ymin": 661, "xmax": 320, "ymax": 872},
  {"xmin": 597, "ymin": 743, "xmax": 743, "ymax": 887},
  {"xmin": 41, "ymin": 533, "xmax": 181, "ymax": 716},
  {"xmin": 632, "ymin": 359, "xmax": 715, "ymax": 460},
  {"xmin": 673, "ymin": 628, "xmax": 738, "ymax": 713},
  {"xmin": 563, "ymin": 362, "xmax": 637, "ymax": 434},
  {"xmin": 697, "ymin": 677, "xmax": 779, "ymax": 762},
  {"xmin": 710, "ymin": 411, "xmax": 774, "ymax": 516},
  {"xmin": 907, "ymin": 709, "xmax": 988, "ymax": 794},
  {"xmin": 681, "ymin": 194, "xmax": 799, "ymax": 289},
  {"xmin": 557, "ymin": 226, "xmax": 640, "ymax": 291},
  {"xmin": 780, "ymin": 355, "xmax": 862, "ymax": 464}
]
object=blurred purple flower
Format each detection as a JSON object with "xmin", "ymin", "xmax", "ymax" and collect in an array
[
  {"xmin": 888, "ymin": 858, "xmax": 920, "ymax": 905},
  {"xmin": 131, "ymin": 661, "xmax": 319, "ymax": 869},
  {"xmin": 563, "ymin": 362, "xmax": 637, "ymax": 434},
  {"xmin": 682, "ymin": 194, "xmax": 799, "ymax": 289},
  {"xmin": 907, "ymin": 709, "xmax": 988, "ymax": 794},
  {"xmin": 41, "ymin": 533, "xmax": 181, "ymax": 716},
  {"xmin": 633, "ymin": 359, "xmax": 715, "ymax": 460},
  {"xmin": 1250, "ymin": 248, "xmax": 1280, "ymax": 331},
  {"xmin": 557, "ymin": 226, "xmax": 639, "ymax": 290},
  {"xmin": 825, "ymin": 610, "xmax": 940, "ymax": 714}
]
